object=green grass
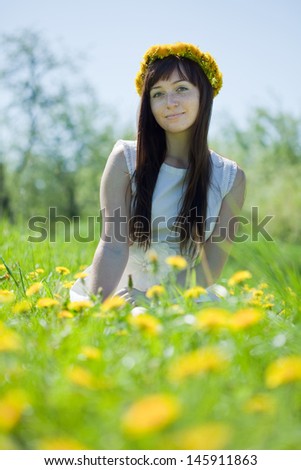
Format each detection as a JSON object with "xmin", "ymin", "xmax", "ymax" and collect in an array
[{"xmin": 0, "ymin": 219, "xmax": 301, "ymax": 450}]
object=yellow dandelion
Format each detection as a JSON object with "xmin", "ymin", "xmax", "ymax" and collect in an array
[
  {"xmin": 67, "ymin": 366, "xmax": 96, "ymax": 389},
  {"xmin": 55, "ymin": 266, "xmax": 70, "ymax": 275},
  {"xmin": 147, "ymin": 250, "xmax": 158, "ymax": 263},
  {"xmin": 265, "ymin": 356, "xmax": 301, "ymax": 389},
  {"xmin": 79, "ymin": 265, "xmax": 88, "ymax": 271},
  {"xmin": 67, "ymin": 300, "xmax": 93, "ymax": 311},
  {"xmin": 128, "ymin": 313, "xmax": 162, "ymax": 336},
  {"xmin": 0, "ymin": 290, "xmax": 15, "ymax": 304},
  {"xmin": 39, "ymin": 437, "xmax": 86, "ymax": 450},
  {"xmin": 0, "ymin": 389, "xmax": 29, "ymax": 432},
  {"xmin": 101, "ymin": 295, "xmax": 126, "ymax": 312},
  {"xmin": 27, "ymin": 271, "xmax": 38, "ymax": 279},
  {"xmin": 184, "ymin": 286, "xmax": 207, "ymax": 299},
  {"xmin": 63, "ymin": 281, "xmax": 75, "ymax": 289},
  {"xmin": 74, "ymin": 272, "xmax": 88, "ymax": 280},
  {"xmin": 26, "ymin": 282, "xmax": 43, "ymax": 296},
  {"xmin": 0, "ymin": 324, "xmax": 21, "ymax": 352},
  {"xmin": 36, "ymin": 298, "xmax": 59, "ymax": 308},
  {"xmin": 195, "ymin": 308, "xmax": 231, "ymax": 330},
  {"xmin": 228, "ymin": 308, "xmax": 263, "ymax": 330},
  {"xmin": 165, "ymin": 255, "xmax": 187, "ymax": 270},
  {"xmin": 170, "ymin": 422, "xmax": 232, "ymax": 450},
  {"xmin": 169, "ymin": 346, "xmax": 228, "ymax": 382},
  {"xmin": 244, "ymin": 394, "xmax": 277, "ymax": 414},
  {"xmin": 168, "ymin": 304, "xmax": 185, "ymax": 315},
  {"xmin": 122, "ymin": 394, "xmax": 181, "ymax": 437},
  {"xmin": 57, "ymin": 310, "xmax": 74, "ymax": 319},
  {"xmin": 0, "ymin": 264, "xmax": 6, "ymax": 271},
  {"xmin": 80, "ymin": 346, "xmax": 101, "ymax": 360},
  {"xmin": 228, "ymin": 270, "xmax": 252, "ymax": 286},
  {"xmin": 146, "ymin": 285, "xmax": 166, "ymax": 299},
  {"xmin": 35, "ymin": 268, "xmax": 45, "ymax": 274},
  {"xmin": 12, "ymin": 299, "xmax": 32, "ymax": 314}
]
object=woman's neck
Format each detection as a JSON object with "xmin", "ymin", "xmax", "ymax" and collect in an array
[{"xmin": 165, "ymin": 132, "xmax": 191, "ymax": 168}]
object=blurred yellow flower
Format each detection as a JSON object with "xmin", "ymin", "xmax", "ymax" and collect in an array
[
  {"xmin": 35, "ymin": 268, "xmax": 45, "ymax": 274},
  {"xmin": 128, "ymin": 313, "xmax": 162, "ymax": 336},
  {"xmin": 26, "ymin": 282, "xmax": 43, "ymax": 296},
  {"xmin": 147, "ymin": 250, "xmax": 158, "ymax": 263},
  {"xmin": 39, "ymin": 437, "xmax": 86, "ymax": 450},
  {"xmin": 170, "ymin": 422, "xmax": 232, "ymax": 450},
  {"xmin": 228, "ymin": 308, "xmax": 263, "ymax": 330},
  {"xmin": 63, "ymin": 281, "xmax": 75, "ymax": 289},
  {"xmin": 228, "ymin": 270, "xmax": 252, "ymax": 286},
  {"xmin": 169, "ymin": 347, "xmax": 228, "ymax": 382},
  {"xmin": 67, "ymin": 300, "xmax": 93, "ymax": 311},
  {"xmin": 0, "ymin": 290, "xmax": 15, "ymax": 304},
  {"xmin": 74, "ymin": 272, "xmax": 88, "ymax": 280},
  {"xmin": 195, "ymin": 308, "xmax": 231, "ymax": 330},
  {"xmin": 57, "ymin": 310, "xmax": 74, "ymax": 319},
  {"xmin": 0, "ymin": 389, "xmax": 29, "ymax": 432},
  {"xmin": 184, "ymin": 286, "xmax": 206, "ymax": 299},
  {"xmin": 12, "ymin": 299, "xmax": 32, "ymax": 314},
  {"xmin": 67, "ymin": 366, "xmax": 96, "ymax": 389},
  {"xmin": 265, "ymin": 356, "xmax": 301, "ymax": 388},
  {"xmin": 80, "ymin": 346, "xmax": 101, "ymax": 360},
  {"xmin": 101, "ymin": 296, "xmax": 126, "ymax": 312},
  {"xmin": 165, "ymin": 255, "xmax": 187, "ymax": 270},
  {"xmin": 0, "ymin": 264, "xmax": 5, "ymax": 271},
  {"xmin": 36, "ymin": 298, "xmax": 59, "ymax": 308},
  {"xmin": 244, "ymin": 394, "xmax": 277, "ymax": 414},
  {"xmin": 146, "ymin": 285, "xmax": 166, "ymax": 299},
  {"xmin": 55, "ymin": 266, "xmax": 70, "ymax": 275},
  {"xmin": 0, "ymin": 323, "xmax": 21, "ymax": 352},
  {"xmin": 122, "ymin": 394, "xmax": 181, "ymax": 437}
]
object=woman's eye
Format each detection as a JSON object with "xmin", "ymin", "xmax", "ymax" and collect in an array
[
  {"xmin": 177, "ymin": 86, "xmax": 188, "ymax": 92},
  {"xmin": 152, "ymin": 92, "xmax": 163, "ymax": 98}
]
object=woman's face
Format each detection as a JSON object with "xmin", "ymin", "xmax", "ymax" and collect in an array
[{"xmin": 149, "ymin": 68, "xmax": 200, "ymax": 135}]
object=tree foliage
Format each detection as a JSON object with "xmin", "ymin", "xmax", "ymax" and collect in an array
[{"xmin": 0, "ymin": 29, "xmax": 119, "ymax": 221}]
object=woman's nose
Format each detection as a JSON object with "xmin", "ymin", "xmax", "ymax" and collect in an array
[{"xmin": 166, "ymin": 92, "xmax": 179, "ymax": 107}]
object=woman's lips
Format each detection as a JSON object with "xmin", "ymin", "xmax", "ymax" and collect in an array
[{"xmin": 165, "ymin": 112, "xmax": 184, "ymax": 119}]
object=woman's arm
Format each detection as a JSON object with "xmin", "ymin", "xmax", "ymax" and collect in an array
[
  {"xmin": 177, "ymin": 167, "xmax": 246, "ymax": 288},
  {"xmin": 90, "ymin": 144, "xmax": 131, "ymax": 299}
]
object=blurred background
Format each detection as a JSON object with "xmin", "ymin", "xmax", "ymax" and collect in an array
[{"xmin": 1, "ymin": 0, "xmax": 301, "ymax": 244}]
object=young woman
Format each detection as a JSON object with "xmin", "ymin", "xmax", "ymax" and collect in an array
[{"xmin": 70, "ymin": 42, "xmax": 246, "ymax": 304}]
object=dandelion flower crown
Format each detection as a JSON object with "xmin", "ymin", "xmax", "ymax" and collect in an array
[{"xmin": 135, "ymin": 42, "xmax": 223, "ymax": 97}]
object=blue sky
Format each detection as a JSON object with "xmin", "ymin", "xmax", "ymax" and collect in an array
[{"xmin": 2, "ymin": 0, "xmax": 301, "ymax": 135}]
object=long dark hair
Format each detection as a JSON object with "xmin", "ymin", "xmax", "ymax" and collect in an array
[{"xmin": 129, "ymin": 56, "xmax": 214, "ymax": 258}]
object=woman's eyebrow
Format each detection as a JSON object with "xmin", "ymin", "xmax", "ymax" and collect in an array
[{"xmin": 151, "ymin": 79, "xmax": 188, "ymax": 90}]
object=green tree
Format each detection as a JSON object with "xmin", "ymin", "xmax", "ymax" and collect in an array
[{"xmin": 0, "ymin": 29, "xmax": 118, "ymax": 221}]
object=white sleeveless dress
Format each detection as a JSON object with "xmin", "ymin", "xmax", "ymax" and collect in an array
[{"xmin": 70, "ymin": 140, "xmax": 237, "ymax": 301}]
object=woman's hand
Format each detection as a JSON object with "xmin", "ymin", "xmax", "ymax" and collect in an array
[{"xmin": 114, "ymin": 287, "xmax": 147, "ymax": 305}]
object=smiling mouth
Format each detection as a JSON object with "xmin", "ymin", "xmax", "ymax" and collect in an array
[{"xmin": 165, "ymin": 112, "xmax": 185, "ymax": 119}]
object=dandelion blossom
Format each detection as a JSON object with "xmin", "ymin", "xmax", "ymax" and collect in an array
[
  {"xmin": 55, "ymin": 266, "xmax": 70, "ymax": 275},
  {"xmin": 26, "ymin": 282, "xmax": 43, "ymax": 296},
  {"xmin": 121, "ymin": 394, "xmax": 181, "ymax": 437},
  {"xmin": 36, "ymin": 298, "xmax": 59, "ymax": 308},
  {"xmin": 170, "ymin": 422, "xmax": 232, "ymax": 450},
  {"xmin": 128, "ymin": 313, "xmax": 162, "ymax": 336},
  {"xmin": 265, "ymin": 356, "xmax": 301, "ymax": 388},
  {"xmin": 184, "ymin": 286, "xmax": 206, "ymax": 299},
  {"xmin": 169, "ymin": 347, "xmax": 228, "ymax": 382},
  {"xmin": 67, "ymin": 300, "xmax": 93, "ymax": 311},
  {"xmin": 0, "ymin": 290, "xmax": 15, "ymax": 304},
  {"xmin": 146, "ymin": 285, "xmax": 166, "ymax": 299},
  {"xmin": 228, "ymin": 270, "xmax": 252, "ymax": 286},
  {"xmin": 165, "ymin": 255, "xmax": 187, "ymax": 270}
]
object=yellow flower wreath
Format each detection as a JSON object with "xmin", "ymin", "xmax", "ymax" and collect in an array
[{"xmin": 135, "ymin": 42, "xmax": 223, "ymax": 97}]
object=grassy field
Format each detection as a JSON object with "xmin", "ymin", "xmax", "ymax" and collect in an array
[{"xmin": 0, "ymin": 219, "xmax": 301, "ymax": 450}]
